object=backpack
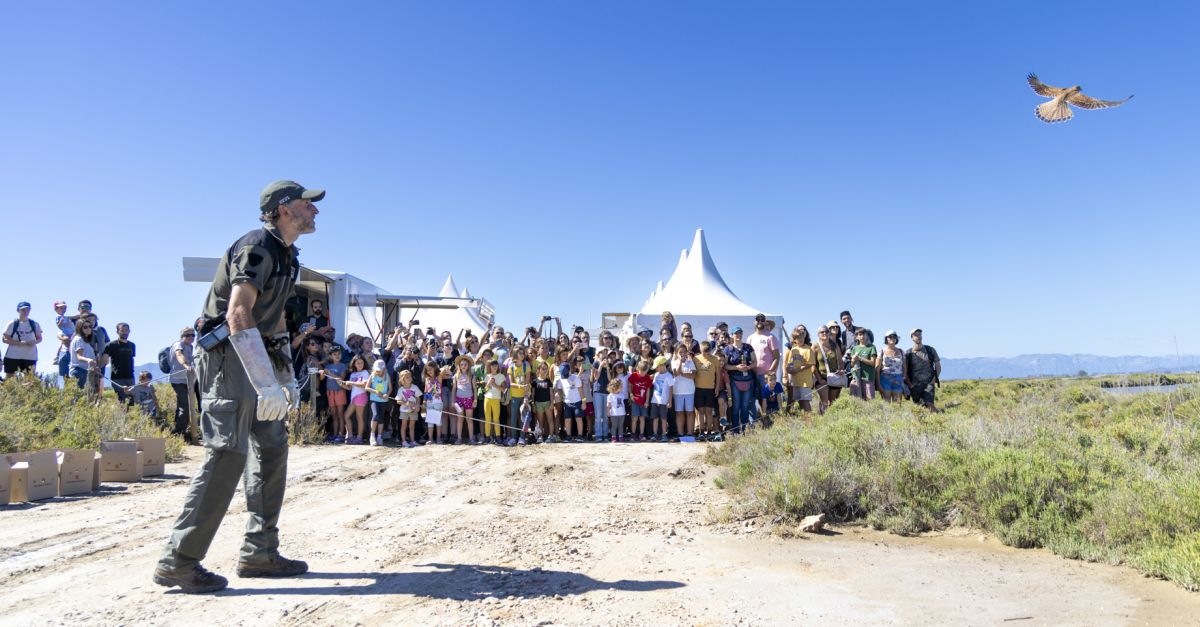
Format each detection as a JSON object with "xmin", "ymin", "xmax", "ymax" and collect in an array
[
  {"xmin": 6, "ymin": 319, "xmax": 38, "ymax": 341},
  {"xmin": 158, "ymin": 345, "xmax": 173, "ymax": 374}
]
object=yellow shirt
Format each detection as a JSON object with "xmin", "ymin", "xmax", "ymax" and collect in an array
[
  {"xmin": 508, "ymin": 362, "xmax": 531, "ymax": 398},
  {"xmin": 786, "ymin": 345, "xmax": 816, "ymax": 388},
  {"xmin": 693, "ymin": 353, "xmax": 718, "ymax": 389}
]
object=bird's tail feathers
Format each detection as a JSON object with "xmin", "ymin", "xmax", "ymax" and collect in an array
[{"xmin": 1036, "ymin": 100, "xmax": 1073, "ymax": 123}]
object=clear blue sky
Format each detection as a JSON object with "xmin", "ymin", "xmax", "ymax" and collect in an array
[{"xmin": 3, "ymin": 1, "xmax": 1197, "ymax": 369}]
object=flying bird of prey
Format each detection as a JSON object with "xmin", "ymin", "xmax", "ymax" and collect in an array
[{"xmin": 1027, "ymin": 73, "xmax": 1133, "ymax": 123}]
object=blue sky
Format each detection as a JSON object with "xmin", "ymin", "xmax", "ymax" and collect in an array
[{"xmin": 2, "ymin": 1, "xmax": 1197, "ymax": 368}]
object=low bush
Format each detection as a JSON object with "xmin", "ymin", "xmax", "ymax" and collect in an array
[
  {"xmin": 0, "ymin": 376, "xmax": 184, "ymax": 460},
  {"xmin": 708, "ymin": 377, "xmax": 1200, "ymax": 590}
]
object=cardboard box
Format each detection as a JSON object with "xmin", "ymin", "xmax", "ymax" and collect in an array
[
  {"xmin": 56, "ymin": 449, "xmax": 95, "ymax": 497},
  {"xmin": 8, "ymin": 451, "xmax": 58, "ymax": 502},
  {"xmin": 92, "ymin": 452, "xmax": 101, "ymax": 491},
  {"xmin": 130, "ymin": 437, "xmax": 166, "ymax": 477},
  {"xmin": 99, "ymin": 441, "xmax": 141, "ymax": 482},
  {"xmin": 0, "ymin": 458, "xmax": 11, "ymax": 505}
]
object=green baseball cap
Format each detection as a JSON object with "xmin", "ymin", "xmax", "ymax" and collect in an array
[{"xmin": 260, "ymin": 180, "xmax": 326, "ymax": 212}]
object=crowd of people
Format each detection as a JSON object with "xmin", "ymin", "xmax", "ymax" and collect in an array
[
  {"xmin": 2, "ymin": 299, "xmax": 943, "ymax": 447},
  {"xmin": 284, "ymin": 305, "xmax": 942, "ymax": 447}
]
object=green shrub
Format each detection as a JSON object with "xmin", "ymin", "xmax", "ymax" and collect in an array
[
  {"xmin": 0, "ymin": 377, "xmax": 184, "ymax": 460},
  {"xmin": 710, "ymin": 376, "xmax": 1200, "ymax": 589}
]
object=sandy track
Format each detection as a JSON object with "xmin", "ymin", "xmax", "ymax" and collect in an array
[{"xmin": 1, "ymin": 442, "xmax": 1197, "ymax": 626}]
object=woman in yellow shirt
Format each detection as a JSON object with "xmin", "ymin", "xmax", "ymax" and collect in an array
[{"xmin": 784, "ymin": 325, "xmax": 817, "ymax": 415}]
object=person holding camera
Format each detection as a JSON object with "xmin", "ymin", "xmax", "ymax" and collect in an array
[{"xmin": 154, "ymin": 180, "xmax": 323, "ymax": 593}]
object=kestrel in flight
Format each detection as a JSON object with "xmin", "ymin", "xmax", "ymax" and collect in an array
[{"xmin": 1027, "ymin": 73, "xmax": 1133, "ymax": 123}]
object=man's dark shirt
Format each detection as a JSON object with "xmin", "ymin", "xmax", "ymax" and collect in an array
[{"xmin": 102, "ymin": 340, "xmax": 136, "ymax": 380}]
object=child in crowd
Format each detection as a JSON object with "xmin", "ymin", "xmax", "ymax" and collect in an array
[
  {"xmin": 396, "ymin": 369, "xmax": 422, "ymax": 448},
  {"xmin": 762, "ymin": 371, "xmax": 784, "ymax": 421},
  {"xmin": 519, "ymin": 397, "xmax": 533, "ymax": 444},
  {"xmin": 650, "ymin": 356, "xmax": 675, "ymax": 443},
  {"xmin": 849, "ymin": 328, "xmax": 879, "ymax": 401},
  {"xmin": 532, "ymin": 362, "xmax": 555, "ymax": 443},
  {"xmin": 130, "ymin": 371, "xmax": 159, "ymax": 421},
  {"xmin": 368, "ymin": 360, "xmax": 390, "ymax": 446},
  {"xmin": 628, "ymin": 358, "xmax": 652, "ymax": 441},
  {"xmin": 671, "ymin": 345, "xmax": 696, "ymax": 440},
  {"xmin": 453, "ymin": 355, "xmax": 475, "ymax": 445},
  {"xmin": 342, "ymin": 355, "xmax": 370, "ymax": 444},
  {"xmin": 321, "ymin": 346, "xmax": 348, "ymax": 442},
  {"xmin": 422, "ymin": 363, "xmax": 442, "ymax": 444},
  {"xmin": 483, "ymin": 359, "xmax": 507, "ymax": 445},
  {"xmin": 605, "ymin": 379, "xmax": 626, "ymax": 443},
  {"xmin": 558, "ymin": 357, "xmax": 585, "ymax": 443}
]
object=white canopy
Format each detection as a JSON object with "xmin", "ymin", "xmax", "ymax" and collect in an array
[
  {"xmin": 623, "ymin": 229, "xmax": 784, "ymax": 354},
  {"xmin": 397, "ymin": 274, "xmax": 489, "ymax": 337}
]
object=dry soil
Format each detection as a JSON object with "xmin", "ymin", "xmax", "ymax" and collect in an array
[{"xmin": 1, "ymin": 442, "xmax": 1198, "ymax": 626}]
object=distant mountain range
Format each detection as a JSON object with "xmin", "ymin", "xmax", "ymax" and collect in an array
[{"xmin": 942, "ymin": 354, "xmax": 1200, "ymax": 380}]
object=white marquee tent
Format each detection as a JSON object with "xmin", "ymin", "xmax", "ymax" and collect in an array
[
  {"xmin": 621, "ymin": 229, "xmax": 785, "ymax": 354},
  {"xmin": 395, "ymin": 274, "xmax": 490, "ymax": 337}
]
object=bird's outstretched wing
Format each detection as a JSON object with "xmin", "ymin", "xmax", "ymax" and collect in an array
[
  {"xmin": 1067, "ymin": 92, "xmax": 1134, "ymax": 110},
  {"xmin": 1027, "ymin": 73, "xmax": 1067, "ymax": 97}
]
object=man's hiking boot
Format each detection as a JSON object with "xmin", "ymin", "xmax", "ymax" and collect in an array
[
  {"xmin": 152, "ymin": 563, "xmax": 228, "ymax": 594},
  {"xmin": 237, "ymin": 554, "xmax": 309, "ymax": 578}
]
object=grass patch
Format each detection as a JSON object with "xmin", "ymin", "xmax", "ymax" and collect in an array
[
  {"xmin": 0, "ymin": 376, "xmax": 184, "ymax": 460},
  {"xmin": 708, "ymin": 377, "xmax": 1200, "ymax": 590}
]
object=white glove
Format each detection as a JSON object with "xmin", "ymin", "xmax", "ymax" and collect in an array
[{"xmin": 229, "ymin": 328, "xmax": 290, "ymax": 422}]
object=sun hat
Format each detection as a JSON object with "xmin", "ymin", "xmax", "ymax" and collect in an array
[
  {"xmin": 260, "ymin": 180, "xmax": 325, "ymax": 213},
  {"xmin": 637, "ymin": 326, "xmax": 653, "ymax": 336},
  {"xmin": 885, "ymin": 329, "xmax": 899, "ymax": 339},
  {"xmin": 372, "ymin": 359, "xmax": 386, "ymax": 373},
  {"xmin": 827, "ymin": 320, "xmax": 839, "ymax": 329},
  {"xmin": 653, "ymin": 355, "xmax": 669, "ymax": 369},
  {"xmin": 910, "ymin": 328, "xmax": 923, "ymax": 336}
]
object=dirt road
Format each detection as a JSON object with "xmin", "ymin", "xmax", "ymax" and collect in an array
[{"xmin": 2, "ymin": 443, "xmax": 1197, "ymax": 626}]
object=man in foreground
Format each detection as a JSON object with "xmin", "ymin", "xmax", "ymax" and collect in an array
[{"xmin": 154, "ymin": 180, "xmax": 324, "ymax": 593}]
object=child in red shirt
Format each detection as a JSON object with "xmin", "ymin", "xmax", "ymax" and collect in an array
[{"xmin": 627, "ymin": 358, "xmax": 653, "ymax": 442}]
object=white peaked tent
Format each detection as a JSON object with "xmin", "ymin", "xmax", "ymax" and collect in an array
[
  {"xmin": 395, "ymin": 274, "xmax": 489, "ymax": 337},
  {"xmin": 624, "ymin": 229, "xmax": 784, "ymax": 353}
]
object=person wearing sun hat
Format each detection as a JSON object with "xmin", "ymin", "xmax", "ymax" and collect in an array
[
  {"xmin": 156, "ymin": 179, "xmax": 325, "ymax": 594},
  {"xmin": 3, "ymin": 301, "xmax": 43, "ymax": 376}
]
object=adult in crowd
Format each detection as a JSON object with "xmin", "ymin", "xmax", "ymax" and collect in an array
[
  {"xmin": 3, "ymin": 301, "xmax": 43, "ymax": 376},
  {"xmin": 905, "ymin": 329, "xmax": 941, "ymax": 411},
  {"xmin": 156, "ymin": 179, "xmax": 323, "ymax": 594},
  {"xmin": 169, "ymin": 327, "xmax": 198, "ymax": 442},
  {"xmin": 746, "ymin": 313, "xmax": 780, "ymax": 422},
  {"xmin": 813, "ymin": 325, "xmax": 844, "ymax": 414},
  {"xmin": 839, "ymin": 310, "xmax": 861, "ymax": 355},
  {"xmin": 69, "ymin": 316, "xmax": 104, "ymax": 393},
  {"xmin": 879, "ymin": 330, "xmax": 907, "ymax": 402},
  {"xmin": 53, "ymin": 300, "xmax": 75, "ymax": 380},
  {"xmin": 102, "ymin": 322, "xmax": 137, "ymax": 403},
  {"xmin": 76, "ymin": 300, "xmax": 110, "ymax": 346},
  {"xmin": 722, "ymin": 326, "xmax": 756, "ymax": 433}
]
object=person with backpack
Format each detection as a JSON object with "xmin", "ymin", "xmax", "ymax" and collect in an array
[
  {"xmin": 168, "ymin": 327, "xmax": 198, "ymax": 443},
  {"xmin": 3, "ymin": 301, "xmax": 43, "ymax": 377},
  {"xmin": 904, "ymin": 328, "xmax": 941, "ymax": 411}
]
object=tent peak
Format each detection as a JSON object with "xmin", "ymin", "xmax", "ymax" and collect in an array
[{"xmin": 438, "ymin": 274, "xmax": 461, "ymax": 298}]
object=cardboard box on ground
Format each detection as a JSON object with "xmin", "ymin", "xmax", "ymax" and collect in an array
[
  {"xmin": 131, "ymin": 437, "xmax": 166, "ymax": 477},
  {"xmin": 6, "ymin": 451, "xmax": 58, "ymax": 502},
  {"xmin": 56, "ymin": 449, "xmax": 95, "ymax": 497},
  {"xmin": 99, "ymin": 441, "xmax": 141, "ymax": 483}
]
